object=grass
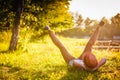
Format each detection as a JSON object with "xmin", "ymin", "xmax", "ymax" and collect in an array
[{"xmin": 0, "ymin": 33, "xmax": 120, "ymax": 80}]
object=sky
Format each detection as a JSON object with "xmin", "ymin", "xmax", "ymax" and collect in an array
[{"xmin": 69, "ymin": 0, "xmax": 120, "ymax": 20}]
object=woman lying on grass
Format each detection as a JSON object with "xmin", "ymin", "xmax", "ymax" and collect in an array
[{"xmin": 45, "ymin": 21, "xmax": 106, "ymax": 71}]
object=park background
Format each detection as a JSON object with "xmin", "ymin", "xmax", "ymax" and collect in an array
[{"xmin": 0, "ymin": 0, "xmax": 120, "ymax": 80}]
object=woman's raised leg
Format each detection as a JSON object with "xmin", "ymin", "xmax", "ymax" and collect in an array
[
  {"xmin": 45, "ymin": 26, "xmax": 75, "ymax": 63},
  {"xmin": 78, "ymin": 21, "xmax": 105, "ymax": 59}
]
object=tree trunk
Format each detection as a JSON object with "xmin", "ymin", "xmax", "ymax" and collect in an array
[{"xmin": 9, "ymin": 0, "xmax": 24, "ymax": 51}]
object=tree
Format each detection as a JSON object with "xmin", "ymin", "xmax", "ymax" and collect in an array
[
  {"xmin": 0, "ymin": 0, "xmax": 73, "ymax": 51},
  {"xmin": 22, "ymin": 0, "xmax": 73, "ymax": 31},
  {"xmin": 0, "ymin": 0, "xmax": 14, "ymax": 31},
  {"xmin": 0, "ymin": 0, "xmax": 73, "ymax": 31},
  {"xmin": 111, "ymin": 13, "xmax": 120, "ymax": 36},
  {"xmin": 9, "ymin": 0, "xmax": 24, "ymax": 50},
  {"xmin": 84, "ymin": 17, "xmax": 97, "ymax": 35},
  {"xmin": 72, "ymin": 12, "xmax": 83, "ymax": 28},
  {"xmin": 99, "ymin": 17, "xmax": 116, "ymax": 40}
]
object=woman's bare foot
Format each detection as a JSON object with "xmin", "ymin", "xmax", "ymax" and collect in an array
[{"xmin": 44, "ymin": 25, "xmax": 51, "ymax": 30}]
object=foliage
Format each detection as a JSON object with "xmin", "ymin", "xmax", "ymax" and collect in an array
[
  {"xmin": 73, "ymin": 13, "xmax": 83, "ymax": 28},
  {"xmin": 0, "ymin": 0, "xmax": 73, "ymax": 33},
  {"xmin": 57, "ymin": 28, "xmax": 87, "ymax": 38},
  {"xmin": 98, "ymin": 13, "xmax": 120, "ymax": 39},
  {"xmin": 0, "ymin": 31, "xmax": 11, "ymax": 51},
  {"xmin": 84, "ymin": 18, "xmax": 98, "ymax": 35},
  {"xmin": 0, "ymin": 0, "xmax": 73, "ymax": 50},
  {"xmin": 67, "ymin": 13, "xmax": 120, "ymax": 39},
  {"xmin": 111, "ymin": 13, "xmax": 120, "ymax": 36},
  {"xmin": 0, "ymin": 0, "xmax": 14, "ymax": 31}
]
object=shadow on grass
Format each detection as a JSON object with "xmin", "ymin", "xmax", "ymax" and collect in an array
[
  {"xmin": 0, "ymin": 64, "xmax": 67, "ymax": 80},
  {"xmin": 0, "ymin": 64, "xmax": 52, "ymax": 80},
  {"xmin": 0, "ymin": 49, "xmax": 16, "ymax": 54},
  {"xmin": 59, "ymin": 67, "xmax": 101, "ymax": 80},
  {"xmin": 60, "ymin": 64, "xmax": 120, "ymax": 80},
  {"xmin": 0, "ymin": 65, "xmax": 46, "ymax": 80},
  {"xmin": 0, "ymin": 50, "xmax": 10, "ymax": 54},
  {"xmin": 0, "ymin": 65, "xmax": 23, "ymax": 80}
]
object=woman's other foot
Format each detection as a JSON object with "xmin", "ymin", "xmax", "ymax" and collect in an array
[{"xmin": 44, "ymin": 25, "xmax": 51, "ymax": 30}]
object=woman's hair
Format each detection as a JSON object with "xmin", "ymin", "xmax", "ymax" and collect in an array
[{"xmin": 84, "ymin": 53, "xmax": 98, "ymax": 68}]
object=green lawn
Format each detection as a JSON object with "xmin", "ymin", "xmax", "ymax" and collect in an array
[{"xmin": 0, "ymin": 36, "xmax": 120, "ymax": 80}]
